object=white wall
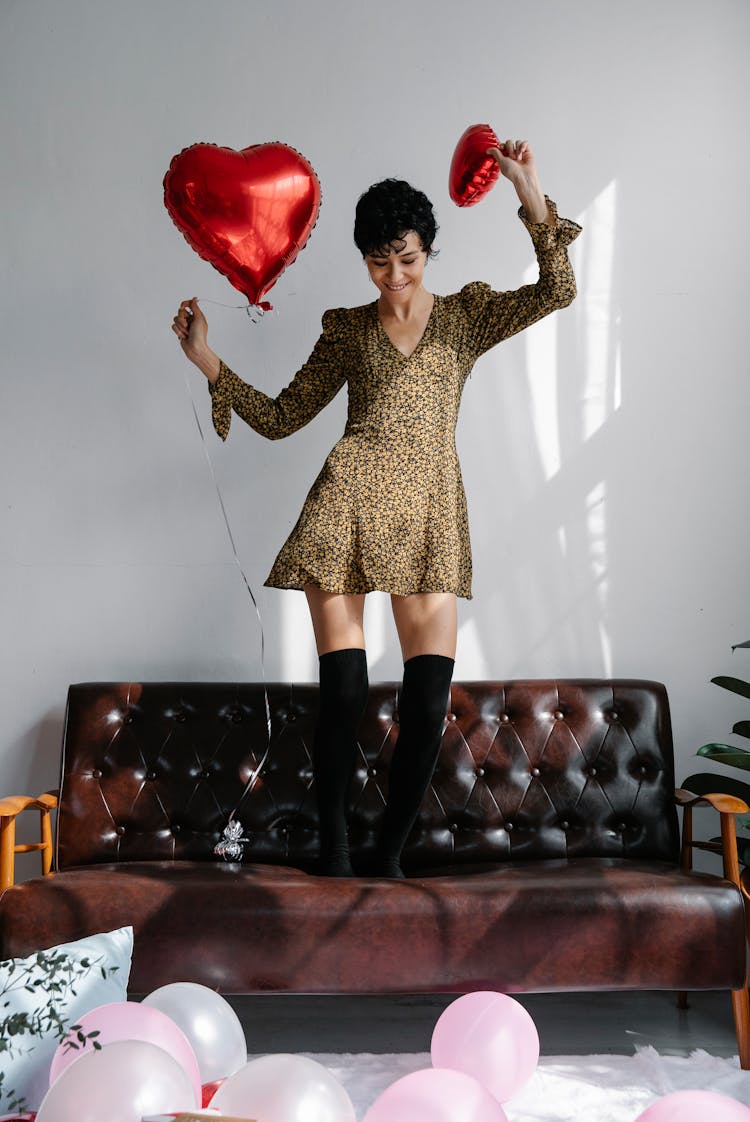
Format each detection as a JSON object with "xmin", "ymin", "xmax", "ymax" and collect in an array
[{"xmin": 2, "ymin": 0, "xmax": 749, "ymax": 826}]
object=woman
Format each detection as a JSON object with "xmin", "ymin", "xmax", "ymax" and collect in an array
[{"xmin": 172, "ymin": 140, "xmax": 581, "ymax": 878}]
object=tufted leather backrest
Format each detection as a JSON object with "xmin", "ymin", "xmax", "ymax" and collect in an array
[{"xmin": 56, "ymin": 680, "xmax": 680, "ymax": 871}]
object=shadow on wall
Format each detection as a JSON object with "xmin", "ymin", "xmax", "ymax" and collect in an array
[{"xmin": 459, "ymin": 179, "xmax": 621, "ymax": 679}]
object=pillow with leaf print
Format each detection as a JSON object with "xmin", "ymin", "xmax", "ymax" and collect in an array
[{"xmin": 0, "ymin": 926, "xmax": 132, "ymax": 1113}]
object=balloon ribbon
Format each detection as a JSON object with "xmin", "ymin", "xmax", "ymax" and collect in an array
[{"xmin": 180, "ymin": 357, "xmax": 272, "ymax": 862}]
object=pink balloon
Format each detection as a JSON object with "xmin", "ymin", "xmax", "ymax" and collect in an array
[
  {"xmin": 363, "ymin": 1068, "xmax": 508, "ymax": 1122},
  {"xmin": 635, "ymin": 1090, "xmax": 750, "ymax": 1121},
  {"xmin": 36, "ymin": 1040, "xmax": 198, "ymax": 1122},
  {"xmin": 48, "ymin": 1000, "xmax": 201, "ymax": 1099},
  {"xmin": 431, "ymin": 992, "xmax": 539, "ymax": 1103}
]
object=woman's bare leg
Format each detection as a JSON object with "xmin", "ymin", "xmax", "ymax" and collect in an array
[
  {"xmin": 304, "ymin": 585, "xmax": 366, "ymax": 655},
  {"xmin": 390, "ymin": 591, "xmax": 457, "ymax": 661}
]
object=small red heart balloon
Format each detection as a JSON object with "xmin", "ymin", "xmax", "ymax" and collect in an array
[
  {"xmin": 201, "ymin": 1078, "xmax": 225, "ymax": 1107},
  {"xmin": 164, "ymin": 141, "xmax": 321, "ymax": 306},
  {"xmin": 449, "ymin": 123, "xmax": 502, "ymax": 208}
]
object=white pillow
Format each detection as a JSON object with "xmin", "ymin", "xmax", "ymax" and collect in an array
[{"xmin": 0, "ymin": 926, "xmax": 133, "ymax": 1113}]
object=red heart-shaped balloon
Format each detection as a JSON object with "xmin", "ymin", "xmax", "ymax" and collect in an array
[
  {"xmin": 164, "ymin": 142, "xmax": 321, "ymax": 306},
  {"xmin": 201, "ymin": 1078, "xmax": 225, "ymax": 1107},
  {"xmin": 449, "ymin": 123, "xmax": 501, "ymax": 208}
]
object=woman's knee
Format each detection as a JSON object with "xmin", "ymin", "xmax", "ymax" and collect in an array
[
  {"xmin": 305, "ymin": 585, "xmax": 366, "ymax": 656},
  {"xmin": 390, "ymin": 592, "xmax": 457, "ymax": 661}
]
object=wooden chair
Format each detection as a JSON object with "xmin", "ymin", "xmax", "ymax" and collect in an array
[
  {"xmin": 675, "ymin": 780, "xmax": 750, "ymax": 1067},
  {"xmin": 0, "ymin": 792, "xmax": 58, "ymax": 891}
]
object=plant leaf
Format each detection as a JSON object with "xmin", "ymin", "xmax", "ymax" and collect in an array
[
  {"xmin": 681, "ymin": 771, "xmax": 750, "ymax": 802},
  {"xmin": 708, "ymin": 834, "xmax": 750, "ymax": 866},
  {"xmin": 711, "ymin": 676, "xmax": 750, "ymax": 700},
  {"xmin": 697, "ymin": 743, "xmax": 750, "ymax": 770}
]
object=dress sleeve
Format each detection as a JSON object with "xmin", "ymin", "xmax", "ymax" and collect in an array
[
  {"xmin": 459, "ymin": 197, "xmax": 582, "ymax": 358},
  {"xmin": 208, "ymin": 308, "xmax": 347, "ymax": 441}
]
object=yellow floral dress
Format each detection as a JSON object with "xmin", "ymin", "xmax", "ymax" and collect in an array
[{"xmin": 210, "ymin": 198, "xmax": 581, "ymax": 599}]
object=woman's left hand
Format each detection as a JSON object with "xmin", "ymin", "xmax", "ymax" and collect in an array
[
  {"xmin": 487, "ymin": 140, "xmax": 538, "ymax": 188},
  {"xmin": 487, "ymin": 139, "xmax": 549, "ymax": 224}
]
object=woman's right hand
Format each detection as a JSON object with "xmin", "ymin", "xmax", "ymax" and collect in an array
[{"xmin": 172, "ymin": 298, "xmax": 220, "ymax": 383}]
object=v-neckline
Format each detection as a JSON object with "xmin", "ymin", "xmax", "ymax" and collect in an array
[{"xmin": 374, "ymin": 294, "xmax": 437, "ymax": 361}]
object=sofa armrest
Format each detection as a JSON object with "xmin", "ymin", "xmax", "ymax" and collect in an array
[
  {"xmin": 0, "ymin": 791, "xmax": 58, "ymax": 891},
  {"xmin": 675, "ymin": 787, "xmax": 749, "ymax": 890}
]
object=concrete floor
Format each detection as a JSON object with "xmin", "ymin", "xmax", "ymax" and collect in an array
[{"xmin": 229, "ymin": 990, "xmax": 740, "ymax": 1057}]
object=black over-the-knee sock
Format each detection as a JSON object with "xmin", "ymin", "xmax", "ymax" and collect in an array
[
  {"xmin": 313, "ymin": 647, "xmax": 369, "ymax": 876},
  {"xmin": 377, "ymin": 653, "xmax": 455, "ymax": 877}
]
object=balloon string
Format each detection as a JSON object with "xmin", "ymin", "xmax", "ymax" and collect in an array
[
  {"xmin": 198, "ymin": 298, "xmax": 250, "ymax": 308},
  {"xmin": 180, "ymin": 364, "xmax": 273, "ymax": 846},
  {"xmin": 197, "ymin": 298, "xmax": 273, "ymax": 322}
]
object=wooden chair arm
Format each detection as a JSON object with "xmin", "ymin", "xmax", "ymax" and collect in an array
[
  {"xmin": 674, "ymin": 786, "xmax": 747, "ymax": 890},
  {"xmin": 675, "ymin": 788, "xmax": 750, "ymax": 815},
  {"xmin": 0, "ymin": 791, "xmax": 59, "ymax": 817},
  {"xmin": 0, "ymin": 790, "xmax": 58, "ymax": 891}
]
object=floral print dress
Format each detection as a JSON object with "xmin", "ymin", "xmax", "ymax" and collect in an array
[{"xmin": 209, "ymin": 198, "xmax": 581, "ymax": 599}]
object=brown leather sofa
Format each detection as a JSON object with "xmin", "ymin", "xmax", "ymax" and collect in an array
[{"xmin": 1, "ymin": 679, "xmax": 748, "ymax": 1064}]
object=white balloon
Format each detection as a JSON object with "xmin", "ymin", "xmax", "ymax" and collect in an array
[
  {"xmin": 36, "ymin": 1040, "xmax": 198, "ymax": 1122},
  {"xmin": 211, "ymin": 1053, "xmax": 356, "ymax": 1122},
  {"xmin": 142, "ymin": 981, "xmax": 247, "ymax": 1083}
]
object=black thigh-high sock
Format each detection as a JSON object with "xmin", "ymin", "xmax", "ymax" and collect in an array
[
  {"xmin": 376, "ymin": 653, "xmax": 455, "ymax": 878},
  {"xmin": 313, "ymin": 647, "xmax": 369, "ymax": 876}
]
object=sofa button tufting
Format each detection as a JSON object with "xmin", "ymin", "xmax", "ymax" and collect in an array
[
  {"xmin": 200, "ymin": 770, "xmax": 210, "ymax": 779},
  {"xmin": 116, "ymin": 825, "xmax": 125, "ymax": 835},
  {"xmin": 447, "ymin": 713, "xmax": 457, "ymax": 722},
  {"xmin": 287, "ymin": 713, "xmax": 297, "ymax": 722},
  {"xmin": 448, "ymin": 823, "xmax": 458, "ymax": 833},
  {"xmin": 176, "ymin": 712, "xmax": 187, "ymax": 723},
  {"xmin": 92, "ymin": 768, "xmax": 102, "ymax": 779},
  {"xmin": 146, "ymin": 770, "xmax": 157, "ymax": 781},
  {"xmin": 618, "ymin": 822, "xmax": 627, "ymax": 832},
  {"xmin": 505, "ymin": 822, "xmax": 514, "ymax": 831},
  {"xmin": 172, "ymin": 824, "xmax": 181, "ymax": 834},
  {"xmin": 500, "ymin": 713, "xmax": 510, "ymax": 724},
  {"xmin": 611, "ymin": 711, "xmax": 619, "ymax": 721},
  {"xmin": 554, "ymin": 710, "xmax": 564, "ymax": 720},
  {"xmin": 232, "ymin": 712, "xmax": 243, "ymax": 724},
  {"xmin": 560, "ymin": 820, "xmax": 569, "ymax": 830},
  {"xmin": 475, "ymin": 767, "xmax": 485, "ymax": 778},
  {"xmin": 639, "ymin": 765, "xmax": 648, "ymax": 775},
  {"xmin": 531, "ymin": 767, "xmax": 540, "ymax": 777},
  {"xmin": 124, "ymin": 714, "xmax": 134, "ymax": 725},
  {"xmin": 367, "ymin": 767, "xmax": 377, "ymax": 778},
  {"xmin": 589, "ymin": 766, "xmax": 598, "ymax": 777}
]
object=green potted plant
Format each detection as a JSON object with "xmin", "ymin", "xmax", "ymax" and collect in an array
[{"xmin": 683, "ymin": 640, "xmax": 750, "ymax": 865}]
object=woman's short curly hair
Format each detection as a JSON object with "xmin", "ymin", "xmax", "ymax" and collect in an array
[{"xmin": 354, "ymin": 179, "xmax": 438, "ymax": 258}]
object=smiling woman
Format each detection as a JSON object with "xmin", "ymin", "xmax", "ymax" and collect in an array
[{"xmin": 171, "ymin": 141, "xmax": 581, "ymax": 879}]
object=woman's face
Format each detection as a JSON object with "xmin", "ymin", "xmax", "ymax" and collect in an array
[{"xmin": 365, "ymin": 231, "xmax": 428, "ymax": 302}]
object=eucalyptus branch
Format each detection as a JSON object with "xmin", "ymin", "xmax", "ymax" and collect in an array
[{"xmin": 0, "ymin": 948, "xmax": 118, "ymax": 1112}]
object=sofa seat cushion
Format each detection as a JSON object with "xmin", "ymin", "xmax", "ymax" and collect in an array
[{"xmin": 1, "ymin": 859, "xmax": 744, "ymax": 994}]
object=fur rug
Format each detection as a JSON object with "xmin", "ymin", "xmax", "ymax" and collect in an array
[{"xmin": 301, "ymin": 1047, "xmax": 750, "ymax": 1120}]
